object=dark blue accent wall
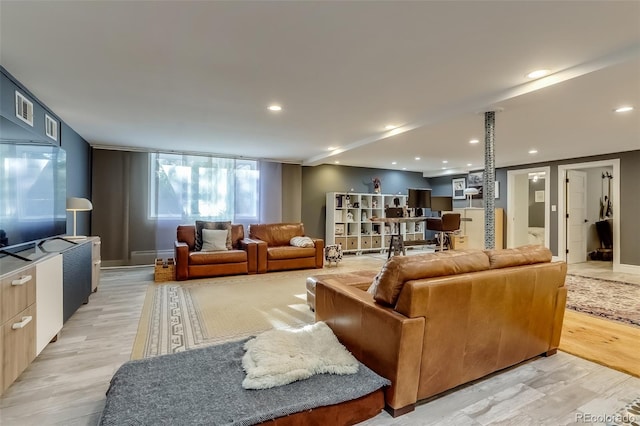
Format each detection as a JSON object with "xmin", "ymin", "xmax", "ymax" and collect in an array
[
  {"xmin": 0, "ymin": 67, "xmax": 92, "ymax": 237},
  {"xmin": 61, "ymin": 122, "xmax": 92, "ymax": 236}
]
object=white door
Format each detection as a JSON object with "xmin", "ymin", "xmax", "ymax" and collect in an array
[
  {"xmin": 512, "ymin": 173, "xmax": 530, "ymax": 247},
  {"xmin": 567, "ymin": 170, "xmax": 588, "ymax": 264},
  {"xmin": 507, "ymin": 167, "xmax": 550, "ymax": 249}
]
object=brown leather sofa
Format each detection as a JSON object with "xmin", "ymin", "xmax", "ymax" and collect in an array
[
  {"xmin": 313, "ymin": 245, "xmax": 567, "ymax": 416},
  {"xmin": 248, "ymin": 223, "xmax": 324, "ymax": 273},
  {"xmin": 174, "ymin": 224, "xmax": 257, "ymax": 280}
]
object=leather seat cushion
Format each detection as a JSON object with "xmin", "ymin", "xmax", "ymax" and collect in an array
[
  {"xmin": 189, "ymin": 250, "xmax": 247, "ymax": 265},
  {"xmin": 250, "ymin": 223, "xmax": 305, "ymax": 247},
  {"xmin": 484, "ymin": 245, "xmax": 551, "ymax": 269},
  {"xmin": 374, "ymin": 250, "xmax": 490, "ymax": 306},
  {"xmin": 267, "ymin": 246, "xmax": 316, "ymax": 260}
]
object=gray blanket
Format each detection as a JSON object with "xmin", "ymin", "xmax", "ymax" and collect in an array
[{"xmin": 99, "ymin": 339, "xmax": 390, "ymax": 426}]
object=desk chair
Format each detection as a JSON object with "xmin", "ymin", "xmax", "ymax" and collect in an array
[{"xmin": 426, "ymin": 213, "xmax": 461, "ymax": 251}]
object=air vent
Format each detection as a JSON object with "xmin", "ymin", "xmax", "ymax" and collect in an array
[
  {"xmin": 15, "ymin": 91, "xmax": 34, "ymax": 126},
  {"xmin": 45, "ymin": 114, "xmax": 58, "ymax": 141}
]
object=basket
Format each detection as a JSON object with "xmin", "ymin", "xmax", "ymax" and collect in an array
[{"xmin": 154, "ymin": 258, "xmax": 176, "ymax": 282}]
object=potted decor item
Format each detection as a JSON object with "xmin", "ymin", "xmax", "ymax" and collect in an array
[{"xmin": 373, "ymin": 177, "xmax": 381, "ymax": 194}]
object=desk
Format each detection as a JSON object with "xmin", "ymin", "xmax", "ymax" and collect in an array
[{"xmin": 369, "ymin": 217, "xmax": 429, "ymax": 258}]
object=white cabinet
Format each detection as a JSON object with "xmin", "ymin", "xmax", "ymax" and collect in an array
[
  {"xmin": 326, "ymin": 192, "xmax": 422, "ymax": 253},
  {"xmin": 453, "ymin": 208, "xmax": 504, "ymax": 250},
  {"xmin": 35, "ymin": 255, "xmax": 63, "ymax": 355}
]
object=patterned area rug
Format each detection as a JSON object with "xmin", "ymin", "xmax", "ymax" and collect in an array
[
  {"xmin": 565, "ymin": 274, "xmax": 640, "ymax": 327},
  {"xmin": 132, "ymin": 257, "xmax": 384, "ymax": 360}
]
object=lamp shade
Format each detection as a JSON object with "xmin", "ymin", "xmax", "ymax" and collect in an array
[
  {"xmin": 463, "ymin": 187, "xmax": 480, "ymax": 208},
  {"xmin": 463, "ymin": 188, "xmax": 479, "ymax": 196},
  {"xmin": 66, "ymin": 197, "xmax": 93, "ymax": 211}
]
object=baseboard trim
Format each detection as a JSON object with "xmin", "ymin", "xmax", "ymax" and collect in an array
[{"xmin": 614, "ymin": 263, "xmax": 640, "ymax": 275}]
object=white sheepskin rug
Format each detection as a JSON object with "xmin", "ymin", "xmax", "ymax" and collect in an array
[{"xmin": 241, "ymin": 321, "xmax": 359, "ymax": 390}]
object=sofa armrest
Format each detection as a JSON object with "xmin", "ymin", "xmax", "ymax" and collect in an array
[
  {"xmin": 315, "ymin": 280, "xmax": 425, "ymax": 412},
  {"xmin": 247, "ymin": 238, "xmax": 268, "ymax": 273},
  {"xmin": 239, "ymin": 238, "xmax": 258, "ymax": 274},
  {"xmin": 312, "ymin": 238, "xmax": 324, "ymax": 268},
  {"xmin": 174, "ymin": 241, "xmax": 190, "ymax": 281}
]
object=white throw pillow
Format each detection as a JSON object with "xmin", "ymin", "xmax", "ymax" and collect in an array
[
  {"xmin": 290, "ymin": 236, "xmax": 315, "ymax": 248},
  {"xmin": 201, "ymin": 229, "xmax": 229, "ymax": 252}
]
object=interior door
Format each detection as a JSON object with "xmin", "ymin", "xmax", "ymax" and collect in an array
[
  {"xmin": 512, "ymin": 173, "xmax": 529, "ymax": 247},
  {"xmin": 567, "ymin": 170, "xmax": 588, "ymax": 264}
]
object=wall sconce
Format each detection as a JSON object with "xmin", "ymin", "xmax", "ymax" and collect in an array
[
  {"xmin": 463, "ymin": 188, "xmax": 479, "ymax": 208},
  {"xmin": 66, "ymin": 197, "xmax": 93, "ymax": 239}
]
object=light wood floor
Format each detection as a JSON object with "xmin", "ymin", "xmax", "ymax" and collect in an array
[{"xmin": 1, "ymin": 258, "xmax": 639, "ymax": 425}]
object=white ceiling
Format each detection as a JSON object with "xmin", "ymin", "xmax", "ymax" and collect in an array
[{"xmin": 1, "ymin": 1, "xmax": 639, "ymax": 177}]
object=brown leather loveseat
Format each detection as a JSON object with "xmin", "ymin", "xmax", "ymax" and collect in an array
[
  {"xmin": 313, "ymin": 245, "xmax": 567, "ymax": 416},
  {"xmin": 174, "ymin": 224, "xmax": 257, "ymax": 280},
  {"xmin": 248, "ymin": 223, "xmax": 324, "ymax": 273}
]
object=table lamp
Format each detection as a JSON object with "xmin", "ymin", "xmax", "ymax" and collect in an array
[
  {"xmin": 66, "ymin": 197, "xmax": 93, "ymax": 239},
  {"xmin": 464, "ymin": 188, "xmax": 479, "ymax": 208}
]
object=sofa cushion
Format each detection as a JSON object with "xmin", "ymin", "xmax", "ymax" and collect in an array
[
  {"xmin": 268, "ymin": 246, "xmax": 317, "ymax": 260},
  {"xmin": 374, "ymin": 250, "xmax": 490, "ymax": 306},
  {"xmin": 195, "ymin": 221, "xmax": 232, "ymax": 251},
  {"xmin": 484, "ymin": 245, "xmax": 552, "ymax": 269},
  {"xmin": 189, "ymin": 250, "xmax": 247, "ymax": 265},
  {"xmin": 250, "ymin": 223, "xmax": 305, "ymax": 247},
  {"xmin": 201, "ymin": 229, "xmax": 229, "ymax": 252}
]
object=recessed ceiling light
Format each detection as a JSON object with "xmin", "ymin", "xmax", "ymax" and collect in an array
[
  {"xmin": 415, "ymin": 157, "xmax": 421, "ymax": 160},
  {"xmin": 402, "ymin": 167, "xmax": 407, "ymax": 170},
  {"xmin": 467, "ymin": 163, "xmax": 472, "ymax": 167},
  {"xmin": 442, "ymin": 160, "xmax": 448, "ymax": 164},
  {"xmin": 391, "ymin": 161, "xmax": 397, "ymax": 165},
  {"xmin": 469, "ymin": 139, "xmax": 480, "ymax": 144},
  {"xmin": 267, "ymin": 105, "xmax": 282, "ymax": 111},
  {"xmin": 527, "ymin": 69, "xmax": 550, "ymax": 79},
  {"xmin": 334, "ymin": 160, "xmax": 340, "ymax": 164},
  {"xmin": 614, "ymin": 106, "xmax": 634, "ymax": 113},
  {"xmin": 441, "ymin": 167, "xmax": 447, "ymax": 170},
  {"xmin": 385, "ymin": 124, "xmax": 398, "ymax": 130},
  {"xmin": 528, "ymin": 149, "xmax": 538, "ymax": 154}
]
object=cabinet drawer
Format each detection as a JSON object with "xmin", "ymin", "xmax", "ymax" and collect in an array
[
  {"xmin": 451, "ymin": 235, "xmax": 468, "ymax": 250},
  {"xmin": 2, "ymin": 304, "xmax": 36, "ymax": 393},
  {"xmin": 371, "ymin": 236, "xmax": 382, "ymax": 248},
  {"xmin": 1, "ymin": 266, "xmax": 36, "ymax": 324},
  {"xmin": 361, "ymin": 236, "xmax": 372, "ymax": 249},
  {"xmin": 346, "ymin": 237, "xmax": 358, "ymax": 250},
  {"xmin": 334, "ymin": 237, "xmax": 347, "ymax": 249}
]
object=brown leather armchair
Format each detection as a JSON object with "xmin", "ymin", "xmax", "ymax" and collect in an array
[
  {"xmin": 174, "ymin": 224, "xmax": 257, "ymax": 280},
  {"xmin": 248, "ymin": 223, "xmax": 324, "ymax": 273}
]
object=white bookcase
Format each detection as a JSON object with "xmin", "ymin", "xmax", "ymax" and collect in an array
[{"xmin": 326, "ymin": 192, "xmax": 424, "ymax": 254}]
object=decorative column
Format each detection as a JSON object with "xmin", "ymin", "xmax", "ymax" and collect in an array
[{"xmin": 484, "ymin": 111, "xmax": 496, "ymax": 249}]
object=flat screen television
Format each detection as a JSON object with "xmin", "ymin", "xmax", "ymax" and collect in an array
[{"xmin": 0, "ymin": 143, "xmax": 66, "ymax": 253}]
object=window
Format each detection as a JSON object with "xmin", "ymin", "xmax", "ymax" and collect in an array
[{"xmin": 149, "ymin": 153, "xmax": 259, "ymax": 221}]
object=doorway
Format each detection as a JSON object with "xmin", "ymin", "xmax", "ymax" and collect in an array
[
  {"xmin": 507, "ymin": 167, "xmax": 551, "ymax": 249},
  {"xmin": 557, "ymin": 159, "xmax": 620, "ymax": 268}
]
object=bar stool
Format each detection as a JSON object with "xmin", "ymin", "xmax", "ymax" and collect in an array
[{"xmin": 426, "ymin": 213, "xmax": 461, "ymax": 251}]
